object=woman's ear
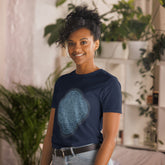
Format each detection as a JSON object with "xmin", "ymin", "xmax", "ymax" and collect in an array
[{"xmin": 95, "ymin": 40, "xmax": 100, "ymax": 50}]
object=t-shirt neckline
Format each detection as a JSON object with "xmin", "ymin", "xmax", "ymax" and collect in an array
[{"xmin": 72, "ymin": 68, "xmax": 102, "ymax": 77}]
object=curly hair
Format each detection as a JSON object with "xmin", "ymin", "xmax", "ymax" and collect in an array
[{"xmin": 56, "ymin": 5, "xmax": 101, "ymax": 47}]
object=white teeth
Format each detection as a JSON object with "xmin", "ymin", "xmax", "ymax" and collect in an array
[{"xmin": 75, "ymin": 54, "xmax": 84, "ymax": 57}]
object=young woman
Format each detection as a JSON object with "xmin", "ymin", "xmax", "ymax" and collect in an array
[{"xmin": 41, "ymin": 6, "xmax": 122, "ymax": 165}]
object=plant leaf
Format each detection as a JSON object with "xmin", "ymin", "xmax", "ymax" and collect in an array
[
  {"xmin": 55, "ymin": 0, "xmax": 67, "ymax": 7},
  {"xmin": 44, "ymin": 24, "xmax": 56, "ymax": 37}
]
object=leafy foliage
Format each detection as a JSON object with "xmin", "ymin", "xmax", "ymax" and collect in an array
[
  {"xmin": 44, "ymin": 19, "xmax": 65, "ymax": 46},
  {"xmin": 138, "ymin": 33, "xmax": 165, "ymax": 72},
  {"xmin": 0, "ymin": 62, "xmax": 72, "ymax": 164},
  {"xmin": 110, "ymin": 0, "xmax": 154, "ymax": 41},
  {"xmin": 45, "ymin": 61, "xmax": 73, "ymax": 91},
  {"xmin": 160, "ymin": 0, "xmax": 165, "ymax": 7},
  {"xmin": 44, "ymin": 3, "xmax": 76, "ymax": 46},
  {"xmin": 101, "ymin": 20, "xmax": 124, "ymax": 42},
  {"xmin": 0, "ymin": 85, "xmax": 52, "ymax": 165},
  {"xmin": 135, "ymin": 33, "xmax": 165, "ymax": 147},
  {"xmin": 45, "ymin": 0, "xmax": 154, "ymax": 49}
]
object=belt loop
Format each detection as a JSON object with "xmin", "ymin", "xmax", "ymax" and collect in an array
[
  {"xmin": 60, "ymin": 148, "xmax": 65, "ymax": 157},
  {"xmin": 54, "ymin": 148, "xmax": 56, "ymax": 157},
  {"xmin": 70, "ymin": 147, "xmax": 75, "ymax": 157}
]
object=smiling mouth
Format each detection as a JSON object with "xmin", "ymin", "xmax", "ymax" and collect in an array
[{"xmin": 74, "ymin": 53, "xmax": 85, "ymax": 57}]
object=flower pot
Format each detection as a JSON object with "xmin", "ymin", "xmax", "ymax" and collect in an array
[
  {"xmin": 128, "ymin": 41, "xmax": 148, "ymax": 60},
  {"xmin": 133, "ymin": 137, "xmax": 139, "ymax": 146},
  {"xmin": 101, "ymin": 41, "xmax": 128, "ymax": 59}
]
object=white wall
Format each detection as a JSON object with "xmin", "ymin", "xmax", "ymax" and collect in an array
[
  {"xmin": 0, "ymin": 0, "xmax": 7, "ymax": 86},
  {"xmin": 160, "ymin": 5, "xmax": 165, "ymax": 30},
  {"xmin": 32, "ymin": 0, "xmax": 60, "ymax": 87},
  {"xmin": 0, "ymin": 0, "xmax": 62, "ymax": 164}
]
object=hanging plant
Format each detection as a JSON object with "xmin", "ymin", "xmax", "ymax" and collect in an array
[{"xmin": 135, "ymin": 33, "xmax": 165, "ymax": 147}]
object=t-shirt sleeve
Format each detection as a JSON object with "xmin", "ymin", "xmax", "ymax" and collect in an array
[
  {"xmin": 101, "ymin": 78, "xmax": 122, "ymax": 113},
  {"xmin": 51, "ymin": 78, "xmax": 60, "ymax": 109}
]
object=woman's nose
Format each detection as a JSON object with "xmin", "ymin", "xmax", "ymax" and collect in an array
[{"xmin": 74, "ymin": 43, "xmax": 82, "ymax": 51}]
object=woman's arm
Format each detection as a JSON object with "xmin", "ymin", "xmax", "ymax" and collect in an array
[
  {"xmin": 94, "ymin": 112, "xmax": 120, "ymax": 165},
  {"xmin": 40, "ymin": 108, "xmax": 55, "ymax": 165}
]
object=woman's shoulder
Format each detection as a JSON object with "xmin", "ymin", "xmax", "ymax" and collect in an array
[
  {"xmin": 99, "ymin": 69, "xmax": 119, "ymax": 84},
  {"xmin": 55, "ymin": 70, "xmax": 75, "ymax": 83}
]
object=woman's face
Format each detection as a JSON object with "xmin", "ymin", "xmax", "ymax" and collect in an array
[{"xmin": 67, "ymin": 28, "xmax": 99, "ymax": 66}]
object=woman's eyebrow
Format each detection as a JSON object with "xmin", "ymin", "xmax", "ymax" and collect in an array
[
  {"xmin": 80, "ymin": 38, "xmax": 88, "ymax": 41},
  {"xmin": 67, "ymin": 38, "xmax": 88, "ymax": 42}
]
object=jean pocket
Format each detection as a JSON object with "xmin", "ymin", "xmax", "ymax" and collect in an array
[
  {"xmin": 76, "ymin": 150, "xmax": 98, "ymax": 162},
  {"xmin": 52, "ymin": 154, "xmax": 64, "ymax": 165}
]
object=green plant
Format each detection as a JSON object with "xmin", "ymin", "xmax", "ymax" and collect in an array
[
  {"xmin": 44, "ymin": 2, "xmax": 111, "ymax": 46},
  {"xmin": 136, "ymin": 34, "xmax": 165, "ymax": 117},
  {"xmin": 56, "ymin": 0, "xmax": 67, "ymax": 7},
  {"xmin": 99, "ymin": 0, "xmax": 154, "ymax": 54},
  {"xmin": 135, "ymin": 33, "xmax": 165, "ymax": 111},
  {"xmin": 44, "ymin": 18, "xmax": 65, "ymax": 46},
  {"xmin": 135, "ymin": 47, "xmax": 157, "ymax": 147},
  {"xmin": 138, "ymin": 33, "xmax": 165, "ymax": 72},
  {"xmin": 44, "ymin": 1, "xmax": 127, "ymax": 45},
  {"xmin": 159, "ymin": 0, "xmax": 165, "ymax": 7},
  {"xmin": 122, "ymin": 91, "xmax": 132, "ymax": 103},
  {"xmin": 153, "ymin": 33, "xmax": 165, "ymax": 60},
  {"xmin": 101, "ymin": 20, "xmax": 125, "ymax": 42},
  {"xmin": 45, "ymin": 61, "xmax": 73, "ymax": 91},
  {"xmin": 135, "ymin": 33, "xmax": 165, "ymax": 148},
  {"xmin": 100, "ymin": 20, "xmax": 127, "ymax": 50},
  {"xmin": 0, "ymin": 62, "xmax": 72, "ymax": 165},
  {"xmin": 43, "ymin": 3, "xmax": 76, "ymax": 46},
  {"xmin": 0, "ymin": 85, "xmax": 52, "ymax": 165},
  {"xmin": 44, "ymin": 0, "xmax": 154, "ymax": 49},
  {"xmin": 133, "ymin": 134, "xmax": 139, "ymax": 138},
  {"xmin": 99, "ymin": 0, "xmax": 132, "ymax": 42},
  {"xmin": 110, "ymin": 0, "xmax": 154, "ymax": 41}
]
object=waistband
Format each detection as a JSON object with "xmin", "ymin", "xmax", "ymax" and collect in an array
[{"xmin": 53, "ymin": 143, "xmax": 100, "ymax": 157}]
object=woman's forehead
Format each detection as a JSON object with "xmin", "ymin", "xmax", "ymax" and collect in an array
[{"xmin": 68, "ymin": 28, "xmax": 94, "ymax": 41}]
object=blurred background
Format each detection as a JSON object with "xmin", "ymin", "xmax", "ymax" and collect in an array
[{"xmin": 0, "ymin": 0, "xmax": 165, "ymax": 165}]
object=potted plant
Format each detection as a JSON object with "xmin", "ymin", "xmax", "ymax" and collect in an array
[
  {"xmin": 133, "ymin": 133, "xmax": 140, "ymax": 145},
  {"xmin": 44, "ymin": 0, "xmax": 154, "ymax": 60},
  {"xmin": 100, "ymin": 20, "xmax": 128, "ymax": 59},
  {"xmin": 110, "ymin": 0, "xmax": 154, "ymax": 60}
]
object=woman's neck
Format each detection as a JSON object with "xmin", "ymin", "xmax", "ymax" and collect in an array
[{"xmin": 75, "ymin": 64, "xmax": 99, "ymax": 75}]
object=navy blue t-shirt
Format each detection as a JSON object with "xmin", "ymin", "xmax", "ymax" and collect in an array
[{"xmin": 51, "ymin": 69, "xmax": 122, "ymax": 149}]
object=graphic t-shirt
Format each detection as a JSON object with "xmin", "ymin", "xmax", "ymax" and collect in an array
[{"xmin": 51, "ymin": 69, "xmax": 122, "ymax": 149}]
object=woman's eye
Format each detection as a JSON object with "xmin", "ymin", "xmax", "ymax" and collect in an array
[
  {"xmin": 81, "ymin": 41, "xmax": 87, "ymax": 45},
  {"xmin": 68, "ymin": 42, "xmax": 75, "ymax": 47}
]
